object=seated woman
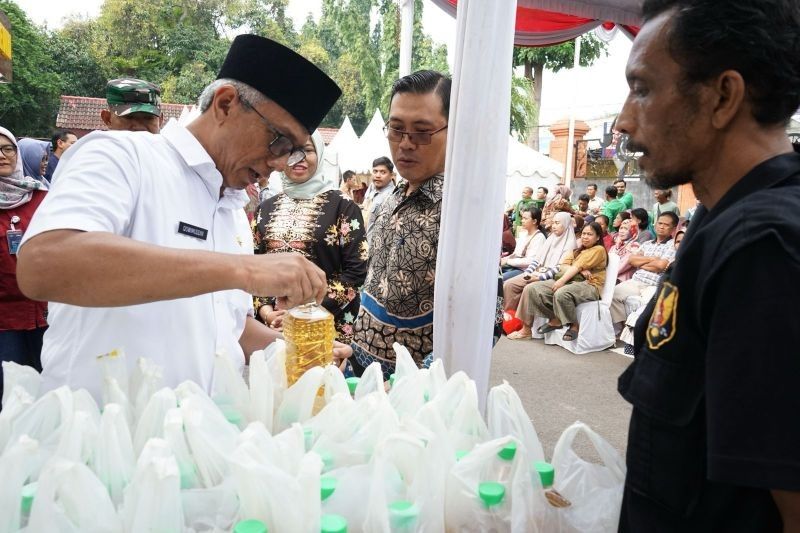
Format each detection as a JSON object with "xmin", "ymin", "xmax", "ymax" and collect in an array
[
  {"xmin": 500, "ymin": 207, "xmax": 545, "ymax": 281},
  {"xmin": 541, "ymin": 184, "xmax": 573, "ymax": 231},
  {"xmin": 610, "ymin": 218, "xmax": 641, "ymax": 282},
  {"xmin": 504, "ymin": 211, "xmax": 575, "ymax": 338},
  {"xmin": 611, "ymin": 210, "xmax": 631, "ymax": 234},
  {"xmin": 512, "ymin": 222, "xmax": 608, "ymax": 341},
  {"xmin": 630, "ymin": 208, "xmax": 653, "ymax": 243},
  {"xmin": 253, "ymin": 131, "xmax": 368, "ymax": 344},
  {"xmin": 594, "ymin": 214, "xmax": 614, "ymax": 250}
]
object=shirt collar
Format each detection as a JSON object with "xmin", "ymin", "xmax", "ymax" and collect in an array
[
  {"xmin": 395, "ymin": 174, "xmax": 444, "ymax": 204},
  {"xmin": 161, "ymin": 121, "xmax": 248, "ymax": 208}
]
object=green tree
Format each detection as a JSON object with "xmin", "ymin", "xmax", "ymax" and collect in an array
[
  {"xmin": 47, "ymin": 17, "xmax": 108, "ymax": 98},
  {"xmin": 513, "ymin": 35, "xmax": 607, "ymax": 149},
  {"xmin": 0, "ymin": 1, "xmax": 62, "ymax": 136},
  {"xmin": 510, "ymin": 74, "xmax": 537, "ymax": 142}
]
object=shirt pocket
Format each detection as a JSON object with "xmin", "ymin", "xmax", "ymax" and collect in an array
[{"xmin": 620, "ymin": 346, "xmax": 707, "ymax": 517}]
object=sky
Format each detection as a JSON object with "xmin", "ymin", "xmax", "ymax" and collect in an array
[{"xmin": 14, "ymin": 0, "xmax": 632, "ymax": 134}]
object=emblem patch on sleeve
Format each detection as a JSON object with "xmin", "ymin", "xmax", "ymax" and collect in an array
[{"xmin": 647, "ymin": 281, "xmax": 679, "ymax": 350}]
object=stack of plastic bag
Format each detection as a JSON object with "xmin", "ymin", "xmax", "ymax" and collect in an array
[{"xmin": 0, "ymin": 340, "xmax": 625, "ymax": 533}]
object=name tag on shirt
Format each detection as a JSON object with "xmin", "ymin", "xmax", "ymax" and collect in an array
[
  {"xmin": 177, "ymin": 221, "xmax": 208, "ymax": 241},
  {"xmin": 6, "ymin": 230, "xmax": 23, "ymax": 255}
]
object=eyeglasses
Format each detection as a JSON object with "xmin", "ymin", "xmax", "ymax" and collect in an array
[
  {"xmin": 383, "ymin": 124, "xmax": 448, "ymax": 145},
  {"xmin": 0, "ymin": 145, "xmax": 17, "ymax": 157},
  {"xmin": 239, "ymin": 95, "xmax": 306, "ymax": 166}
]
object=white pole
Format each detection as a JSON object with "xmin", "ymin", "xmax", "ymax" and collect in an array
[
  {"xmin": 433, "ymin": 0, "xmax": 517, "ymax": 411},
  {"xmin": 564, "ymin": 35, "xmax": 581, "ymax": 187},
  {"xmin": 399, "ymin": 0, "xmax": 414, "ymax": 77}
]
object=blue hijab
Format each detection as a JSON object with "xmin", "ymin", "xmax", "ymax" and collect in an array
[{"xmin": 18, "ymin": 138, "xmax": 50, "ymax": 183}]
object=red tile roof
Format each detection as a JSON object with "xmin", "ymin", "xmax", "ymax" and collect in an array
[
  {"xmin": 317, "ymin": 127, "xmax": 338, "ymax": 145},
  {"xmin": 56, "ymin": 96, "xmax": 193, "ymax": 132}
]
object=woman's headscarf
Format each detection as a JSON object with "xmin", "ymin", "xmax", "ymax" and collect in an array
[
  {"xmin": 614, "ymin": 218, "xmax": 638, "ymax": 247},
  {"xmin": 533, "ymin": 211, "xmax": 576, "ymax": 267},
  {"xmin": 18, "ymin": 138, "xmax": 50, "ymax": 181},
  {"xmin": 0, "ymin": 126, "xmax": 47, "ymax": 210},
  {"xmin": 280, "ymin": 130, "xmax": 335, "ymax": 200}
]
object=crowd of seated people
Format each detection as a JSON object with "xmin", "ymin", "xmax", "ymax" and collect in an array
[{"xmin": 501, "ymin": 180, "xmax": 688, "ymax": 347}]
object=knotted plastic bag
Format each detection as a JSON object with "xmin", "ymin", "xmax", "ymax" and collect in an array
[
  {"xmin": 28, "ymin": 457, "xmax": 122, "ymax": 533},
  {"xmin": 428, "ymin": 372, "xmax": 488, "ymax": 451},
  {"xmin": 133, "ymin": 387, "xmax": 177, "ymax": 456},
  {"xmin": 0, "ymin": 435, "xmax": 39, "ymax": 533},
  {"xmin": 129, "ymin": 357, "xmax": 165, "ymax": 424},
  {"xmin": 91, "ymin": 403, "xmax": 136, "ymax": 506},
  {"xmin": 121, "ymin": 437, "xmax": 184, "ymax": 532},
  {"xmin": 487, "ymin": 381, "xmax": 545, "ymax": 463},
  {"xmin": 550, "ymin": 422, "xmax": 626, "ymax": 533},
  {"xmin": 180, "ymin": 392, "xmax": 240, "ymax": 488},
  {"xmin": 1, "ymin": 361, "xmax": 41, "ymax": 408},
  {"xmin": 212, "ymin": 351, "xmax": 250, "ymax": 429}
]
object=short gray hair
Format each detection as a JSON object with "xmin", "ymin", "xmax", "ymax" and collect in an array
[{"xmin": 197, "ymin": 78, "xmax": 267, "ymax": 112}]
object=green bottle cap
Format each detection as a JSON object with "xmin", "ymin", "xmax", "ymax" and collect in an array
[
  {"xmin": 534, "ymin": 461, "xmax": 555, "ymax": 487},
  {"xmin": 455, "ymin": 450, "xmax": 469, "ymax": 461},
  {"xmin": 498, "ymin": 441, "xmax": 517, "ymax": 461},
  {"xmin": 20, "ymin": 482, "xmax": 37, "ymax": 513},
  {"xmin": 389, "ymin": 374, "xmax": 396, "ymax": 386},
  {"xmin": 388, "ymin": 500, "xmax": 419, "ymax": 527},
  {"xmin": 345, "ymin": 377, "xmax": 360, "ymax": 395},
  {"xmin": 320, "ymin": 476, "xmax": 337, "ymax": 501},
  {"xmin": 233, "ymin": 519, "xmax": 268, "ymax": 533},
  {"xmin": 320, "ymin": 514, "xmax": 348, "ymax": 533},
  {"xmin": 478, "ymin": 482, "xmax": 505, "ymax": 507},
  {"xmin": 304, "ymin": 428, "xmax": 314, "ymax": 451}
]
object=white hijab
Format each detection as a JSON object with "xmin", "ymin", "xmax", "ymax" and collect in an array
[
  {"xmin": 534, "ymin": 211, "xmax": 576, "ymax": 267},
  {"xmin": 0, "ymin": 126, "xmax": 47, "ymax": 209},
  {"xmin": 279, "ymin": 130, "xmax": 335, "ymax": 200}
]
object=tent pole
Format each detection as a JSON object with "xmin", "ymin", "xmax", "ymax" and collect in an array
[
  {"xmin": 433, "ymin": 0, "xmax": 517, "ymax": 411},
  {"xmin": 399, "ymin": 0, "xmax": 414, "ymax": 76},
  {"xmin": 564, "ymin": 35, "xmax": 581, "ymax": 187}
]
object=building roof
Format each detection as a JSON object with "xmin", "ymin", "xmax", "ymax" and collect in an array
[
  {"xmin": 56, "ymin": 96, "xmax": 192, "ymax": 132},
  {"xmin": 317, "ymin": 127, "xmax": 339, "ymax": 145}
]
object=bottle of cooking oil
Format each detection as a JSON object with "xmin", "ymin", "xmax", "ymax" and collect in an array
[{"xmin": 283, "ymin": 303, "xmax": 336, "ymax": 386}]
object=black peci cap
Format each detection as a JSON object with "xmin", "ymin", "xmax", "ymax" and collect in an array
[{"xmin": 217, "ymin": 35, "xmax": 342, "ymax": 133}]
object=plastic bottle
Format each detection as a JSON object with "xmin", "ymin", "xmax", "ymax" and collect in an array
[
  {"xmin": 478, "ymin": 482, "xmax": 509, "ymax": 532},
  {"xmin": 495, "ymin": 441, "xmax": 517, "ymax": 485},
  {"xmin": 19, "ymin": 482, "xmax": 37, "ymax": 529},
  {"xmin": 345, "ymin": 377, "xmax": 360, "ymax": 396},
  {"xmin": 283, "ymin": 303, "xmax": 335, "ymax": 386},
  {"xmin": 233, "ymin": 518, "xmax": 268, "ymax": 533},
  {"xmin": 533, "ymin": 461, "xmax": 571, "ymax": 508},
  {"xmin": 320, "ymin": 476, "xmax": 338, "ymax": 502},
  {"xmin": 321, "ymin": 514, "xmax": 348, "ymax": 533},
  {"xmin": 388, "ymin": 500, "xmax": 419, "ymax": 532}
]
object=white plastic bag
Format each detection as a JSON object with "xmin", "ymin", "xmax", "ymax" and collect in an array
[
  {"xmin": 487, "ymin": 381, "xmax": 545, "ymax": 462},
  {"xmin": 354, "ymin": 362, "xmax": 386, "ymax": 401},
  {"xmin": 163, "ymin": 407, "xmax": 201, "ymax": 490},
  {"xmin": 321, "ymin": 364, "xmax": 350, "ymax": 403},
  {"xmin": 429, "ymin": 372, "xmax": 489, "ymax": 451},
  {"xmin": 91, "ymin": 403, "xmax": 136, "ymax": 506},
  {"xmin": 274, "ymin": 365, "xmax": 325, "ymax": 432},
  {"xmin": 248, "ymin": 349, "xmax": 275, "ymax": 433},
  {"xmin": 28, "ymin": 457, "xmax": 122, "ymax": 533},
  {"xmin": 55, "ymin": 410, "xmax": 98, "ymax": 464},
  {"xmin": 550, "ymin": 422, "xmax": 626, "ymax": 533},
  {"xmin": 129, "ymin": 357, "xmax": 164, "ymax": 423},
  {"xmin": 181, "ymin": 479, "xmax": 240, "ymax": 533},
  {"xmin": 1, "ymin": 361, "xmax": 41, "ymax": 408},
  {"xmin": 0, "ymin": 385, "xmax": 34, "ymax": 452},
  {"xmin": 0, "ymin": 435, "xmax": 39, "ymax": 533},
  {"xmin": 211, "ymin": 350, "xmax": 250, "ymax": 429},
  {"xmin": 445, "ymin": 436, "xmax": 540, "ymax": 533},
  {"xmin": 121, "ymin": 438, "xmax": 184, "ymax": 533},
  {"xmin": 319, "ymin": 463, "xmax": 373, "ymax": 532},
  {"xmin": 133, "ymin": 387, "xmax": 177, "ymax": 456},
  {"xmin": 230, "ymin": 439, "xmax": 322, "ymax": 533},
  {"xmin": 181, "ymin": 393, "xmax": 240, "ymax": 488}
]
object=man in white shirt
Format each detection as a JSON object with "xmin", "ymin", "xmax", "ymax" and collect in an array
[
  {"xmin": 17, "ymin": 35, "xmax": 349, "ymax": 399},
  {"xmin": 586, "ymin": 182, "xmax": 605, "ymax": 214}
]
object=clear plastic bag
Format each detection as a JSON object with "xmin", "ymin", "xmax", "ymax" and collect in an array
[
  {"xmin": 28, "ymin": 457, "xmax": 122, "ymax": 533},
  {"xmin": 121, "ymin": 437, "xmax": 184, "ymax": 533},
  {"xmin": 129, "ymin": 358, "xmax": 164, "ymax": 424},
  {"xmin": 180, "ymin": 393, "xmax": 240, "ymax": 489},
  {"xmin": 132, "ymin": 387, "xmax": 177, "ymax": 456},
  {"xmin": 211, "ymin": 351, "xmax": 250, "ymax": 429},
  {"xmin": 55, "ymin": 410, "xmax": 98, "ymax": 464},
  {"xmin": 248, "ymin": 349, "xmax": 275, "ymax": 433},
  {"xmin": 163, "ymin": 407, "xmax": 201, "ymax": 490},
  {"xmin": 487, "ymin": 381, "xmax": 545, "ymax": 463},
  {"xmin": 319, "ymin": 464, "xmax": 373, "ymax": 532},
  {"xmin": 0, "ymin": 435, "xmax": 39, "ymax": 533},
  {"xmin": 274, "ymin": 365, "xmax": 326, "ymax": 432},
  {"xmin": 354, "ymin": 362, "xmax": 386, "ymax": 401},
  {"xmin": 550, "ymin": 422, "xmax": 626, "ymax": 533},
  {"xmin": 0, "ymin": 385, "xmax": 35, "ymax": 452},
  {"xmin": 91, "ymin": 403, "xmax": 136, "ymax": 506},
  {"xmin": 428, "ymin": 372, "xmax": 489, "ymax": 452},
  {"xmin": 1, "ymin": 361, "xmax": 41, "ymax": 408}
]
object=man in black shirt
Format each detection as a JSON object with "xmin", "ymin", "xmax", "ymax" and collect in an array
[{"xmin": 615, "ymin": 0, "xmax": 800, "ymax": 531}]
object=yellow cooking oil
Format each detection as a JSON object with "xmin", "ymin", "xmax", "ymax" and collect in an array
[{"xmin": 283, "ymin": 303, "xmax": 335, "ymax": 387}]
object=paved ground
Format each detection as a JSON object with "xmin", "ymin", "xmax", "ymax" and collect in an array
[{"xmin": 489, "ymin": 336, "xmax": 633, "ymax": 462}]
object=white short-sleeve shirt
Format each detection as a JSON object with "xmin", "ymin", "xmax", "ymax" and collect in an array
[{"xmin": 21, "ymin": 121, "xmax": 254, "ymax": 400}]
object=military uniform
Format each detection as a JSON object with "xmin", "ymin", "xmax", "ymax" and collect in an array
[{"xmin": 618, "ymin": 153, "xmax": 800, "ymax": 531}]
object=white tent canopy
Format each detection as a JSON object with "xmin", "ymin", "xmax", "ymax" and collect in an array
[
  {"xmin": 324, "ymin": 116, "xmax": 360, "ymax": 179},
  {"xmin": 505, "ymin": 135, "xmax": 563, "ymax": 207},
  {"xmin": 357, "ymin": 109, "xmax": 394, "ymax": 172}
]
